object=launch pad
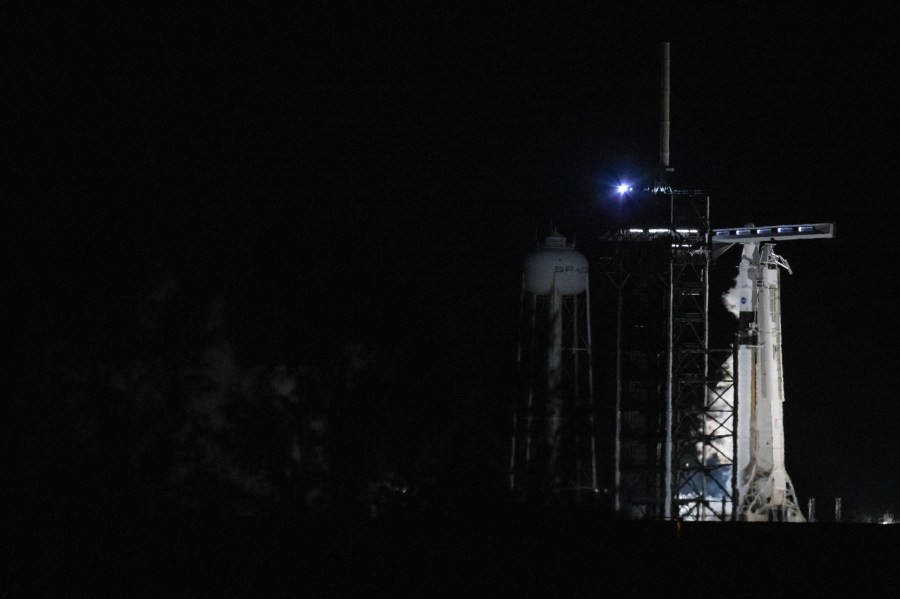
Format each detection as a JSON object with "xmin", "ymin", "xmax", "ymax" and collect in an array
[
  {"xmin": 510, "ymin": 41, "xmax": 836, "ymax": 522},
  {"xmin": 591, "ymin": 200, "xmax": 834, "ymax": 521}
]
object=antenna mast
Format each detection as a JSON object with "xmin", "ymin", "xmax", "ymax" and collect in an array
[{"xmin": 656, "ymin": 42, "xmax": 674, "ymax": 192}]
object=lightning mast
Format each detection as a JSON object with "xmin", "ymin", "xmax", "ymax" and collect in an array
[{"xmin": 656, "ymin": 41, "xmax": 674, "ymax": 193}]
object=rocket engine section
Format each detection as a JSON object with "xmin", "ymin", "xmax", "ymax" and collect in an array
[{"xmin": 511, "ymin": 230, "xmax": 598, "ymax": 505}]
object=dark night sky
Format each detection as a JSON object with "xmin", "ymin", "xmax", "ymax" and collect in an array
[{"xmin": 6, "ymin": 6, "xmax": 900, "ymax": 518}]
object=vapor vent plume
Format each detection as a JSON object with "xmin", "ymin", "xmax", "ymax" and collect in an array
[{"xmin": 722, "ymin": 280, "xmax": 741, "ymax": 319}]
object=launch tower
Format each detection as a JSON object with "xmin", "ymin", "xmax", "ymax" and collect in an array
[
  {"xmin": 595, "ymin": 192, "xmax": 735, "ymax": 520},
  {"xmin": 595, "ymin": 43, "xmax": 735, "ymax": 520}
]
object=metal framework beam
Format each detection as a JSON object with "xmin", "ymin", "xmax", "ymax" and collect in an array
[{"xmin": 599, "ymin": 190, "xmax": 736, "ymax": 521}]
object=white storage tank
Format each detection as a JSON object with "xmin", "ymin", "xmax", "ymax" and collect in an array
[
  {"xmin": 511, "ymin": 228, "xmax": 597, "ymax": 505},
  {"xmin": 523, "ymin": 230, "xmax": 589, "ymax": 295}
]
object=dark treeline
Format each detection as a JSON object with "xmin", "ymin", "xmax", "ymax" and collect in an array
[{"xmin": 3, "ymin": 245, "xmax": 513, "ymax": 524}]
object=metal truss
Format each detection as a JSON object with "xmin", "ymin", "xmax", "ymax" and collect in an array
[
  {"xmin": 600, "ymin": 191, "xmax": 736, "ymax": 521},
  {"xmin": 510, "ymin": 283, "xmax": 599, "ymax": 505},
  {"xmin": 669, "ymin": 239, "xmax": 735, "ymax": 521}
]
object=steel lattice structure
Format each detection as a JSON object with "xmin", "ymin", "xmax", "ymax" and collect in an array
[{"xmin": 596, "ymin": 190, "xmax": 735, "ymax": 521}]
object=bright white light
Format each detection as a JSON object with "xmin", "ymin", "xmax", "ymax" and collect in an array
[
  {"xmin": 647, "ymin": 228, "xmax": 699, "ymax": 234},
  {"xmin": 616, "ymin": 183, "xmax": 633, "ymax": 194}
]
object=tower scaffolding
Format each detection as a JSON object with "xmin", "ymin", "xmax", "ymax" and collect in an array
[{"xmin": 596, "ymin": 189, "xmax": 735, "ymax": 521}]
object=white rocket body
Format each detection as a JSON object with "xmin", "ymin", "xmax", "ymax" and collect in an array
[{"xmin": 735, "ymin": 242, "xmax": 804, "ymax": 522}]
